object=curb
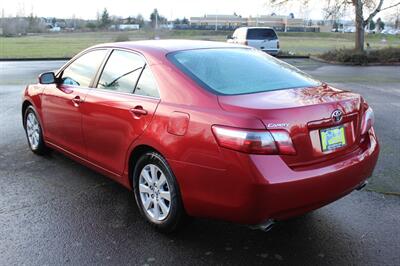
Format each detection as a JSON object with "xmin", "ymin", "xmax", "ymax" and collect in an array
[
  {"xmin": 277, "ymin": 55, "xmax": 310, "ymax": 59},
  {"xmin": 309, "ymin": 55, "xmax": 400, "ymax": 66}
]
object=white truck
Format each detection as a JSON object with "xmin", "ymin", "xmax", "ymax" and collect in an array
[{"xmin": 227, "ymin": 27, "xmax": 280, "ymax": 55}]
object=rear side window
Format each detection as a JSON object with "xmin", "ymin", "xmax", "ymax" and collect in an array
[
  {"xmin": 247, "ymin": 29, "xmax": 277, "ymax": 40},
  {"xmin": 168, "ymin": 48, "xmax": 319, "ymax": 95},
  {"xmin": 61, "ymin": 49, "xmax": 107, "ymax": 87},
  {"xmin": 134, "ymin": 66, "xmax": 159, "ymax": 98},
  {"xmin": 98, "ymin": 50, "xmax": 145, "ymax": 93}
]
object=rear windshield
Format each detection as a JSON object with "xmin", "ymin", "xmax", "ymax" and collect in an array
[
  {"xmin": 167, "ymin": 48, "xmax": 319, "ymax": 95},
  {"xmin": 247, "ymin": 29, "xmax": 277, "ymax": 40}
]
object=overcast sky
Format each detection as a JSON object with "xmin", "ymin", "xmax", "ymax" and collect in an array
[{"xmin": 1, "ymin": 0, "xmax": 398, "ymax": 20}]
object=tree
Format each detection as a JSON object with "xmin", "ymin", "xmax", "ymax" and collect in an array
[
  {"xmin": 150, "ymin": 9, "xmax": 159, "ymax": 28},
  {"xmin": 369, "ymin": 19, "xmax": 376, "ymax": 30},
  {"xmin": 268, "ymin": 0, "xmax": 400, "ymax": 52},
  {"xmin": 182, "ymin": 17, "xmax": 189, "ymax": 24},
  {"xmin": 150, "ymin": 9, "xmax": 167, "ymax": 28},
  {"xmin": 135, "ymin": 14, "xmax": 145, "ymax": 27},
  {"xmin": 100, "ymin": 8, "xmax": 111, "ymax": 29},
  {"xmin": 376, "ymin": 17, "xmax": 385, "ymax": 30}
]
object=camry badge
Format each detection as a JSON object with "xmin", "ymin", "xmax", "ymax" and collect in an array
[
  {"xmin": 331, "ymin": 109, "xmax": 343, "ymax": 123},
  {"xmin": 267, "ymin": 123, "xmax": 289, "ymax": 128}
]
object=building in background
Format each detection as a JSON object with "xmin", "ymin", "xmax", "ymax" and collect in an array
[
  {"xmin": 189, "ymin": 14, "xmax": 247, "ymax": 30},
  {"xmin": 188, "ymin": 14, "xmax": 320, "ymax": 32}
]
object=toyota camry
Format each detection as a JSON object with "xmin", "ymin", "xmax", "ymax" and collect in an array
[{"xmin": 22, "ymin": 40, "xmax": 379, "ymax": 232}]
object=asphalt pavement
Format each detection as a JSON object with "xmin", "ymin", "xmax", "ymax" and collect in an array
[{"xmin": 0, "ymin": 60, "xmax": 399, "ymax": 265}]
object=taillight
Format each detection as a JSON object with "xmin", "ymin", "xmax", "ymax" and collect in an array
[
  {"xmin": 361, "ymin": 107, "xmax": 374, "ymax": 135},
  {"xmin": 277, "ymin": 40, "xmax": 280, "ymax": 49},
  {"xmin": 212, "ymin": 125, "xmax": 295, "ymax": 155},
  {"xmin": 269, "ymin": 129, "xmax": 296, "ymax": 155},
  {"xmin": 244, "ymin": 40, "xmax": 248, "ymax": 46}
]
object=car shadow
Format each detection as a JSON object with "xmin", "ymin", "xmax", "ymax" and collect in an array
[{"xmin": 16, "ymin": 148, "xmax": 358, "ymax": 265}]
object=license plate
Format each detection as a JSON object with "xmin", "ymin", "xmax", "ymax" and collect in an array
[{"xmin": 320, "ymin": 125, "xmax": 346, "ymax": 152}]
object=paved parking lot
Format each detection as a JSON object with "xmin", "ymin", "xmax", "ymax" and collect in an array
[{"xmin": 0, "ymin": 60, "xmax": 399, "ymax": 265}]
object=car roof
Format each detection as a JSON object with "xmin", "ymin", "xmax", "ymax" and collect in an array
[
  {"xmin": 95, "ymin": 39, "xmax": 245, "ymax": 54},
  {"xmin": 238, "ymin": 27, "xmax": 274, "ymax": 30},
  {"xmin": 90, "ymin": 40, "xmax": 248, "ymax": 65},
  {"xmin": 89, "ymin": 40, "xmax": 249, "ymax": 65}
]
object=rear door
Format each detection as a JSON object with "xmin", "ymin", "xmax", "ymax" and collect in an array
[
  {"xmin": 81, "ymin": 49, "xmax": 160, "ymax": 175},
  {"xmin": 42, "ymin": 49, "xmax": 108, "ymax": 157},
  {"xmin": 246, "ymin": 28, "xmax": 278, "ymax": 51}
]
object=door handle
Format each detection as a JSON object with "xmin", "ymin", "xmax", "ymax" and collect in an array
[
  {"xmin": 72, "ymin": 96, "xmax": 83, "ymax": 106},
  {"xmin": 130, "ymin": 106, "xmax": 148, "ymax": 116}
]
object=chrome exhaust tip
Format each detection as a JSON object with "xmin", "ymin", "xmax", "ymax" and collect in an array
[
  {"xmin": 249, "ymin": 219, "xmax": 275, "ymax": 232},
  {"xmin": 356, "ymin": 181, "xmax": 368, "ymax": 191}
]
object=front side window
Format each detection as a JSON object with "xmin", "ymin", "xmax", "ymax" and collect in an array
[
  {"xmin": 61, "ymin": 50, "xmax": 107, "ymax": 87},
  {"xmin": 134, "ymin": 66, "xmax": 159, "ymax": 98},
  {"xmin": 168, "ymin": 48, "xmax": 319, "ymax": 95},
  {"xmin": 98, "ymin": 50, "xmax": 145, "ymax": 93}
]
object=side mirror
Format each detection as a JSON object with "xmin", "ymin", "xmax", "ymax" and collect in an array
[{"xmin": 38, "ymin": 72, "xmax": 56, "ymax": 84}]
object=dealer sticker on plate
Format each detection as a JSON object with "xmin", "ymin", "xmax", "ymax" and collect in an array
[{"xmin": 320, "ymin": 125, "xmax": 346, "ymax": 152}]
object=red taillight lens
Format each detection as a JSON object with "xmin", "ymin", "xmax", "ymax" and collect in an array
[
  {"xmin": 269, "ymin": 130, "xmax": 296, "ymax": 155},
  {"xmin": 361, "ymin": 107, "xmax": 374, "ymax": 135},
  {"xmin": 212, "ymin": 125, "xmax": 295, "ymax": 155}
]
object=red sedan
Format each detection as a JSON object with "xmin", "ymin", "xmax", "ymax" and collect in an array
[{"xmin": 22, "ymin": 40, "xmax": 379, "ymax": 232}]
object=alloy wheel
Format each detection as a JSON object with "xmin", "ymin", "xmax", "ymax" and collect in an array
[
  {"xmin": 138, "ymin": 164, "xmax": 171, "ymax": 221},
  {"xmin": 26, "ymin": 112, "xmax": 40, "ymax": 150}
]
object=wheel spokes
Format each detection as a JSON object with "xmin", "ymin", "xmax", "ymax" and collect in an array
[
  {"xmin": 157, "ymin": 173, "xmax": 166, "ymax": 187},
  {"xmin": 158, "ymin": 200, "xmax": 169, "ymax": 214},
  {"xmin": 139, "ymin": 183, "xmax": 152, "ymax": 194},
  {"xmin": 138, "ymin": 164, "xmax": 171, "ymax": 221},
  {"xmin": 159, "ymin": 191, "xmax": 170, "ymax": 202},
  {"xmin": 152, "ymin": 202, "xmax": 160, "ymax": 219},
  {"xmin": 150, "ymin": 165, "xmax": 157, "ymax": 182},
  {"xmin": 141, "ymin": 170, "xmax": 152, "ymax": 185}
]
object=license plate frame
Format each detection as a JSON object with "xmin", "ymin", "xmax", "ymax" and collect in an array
[{"xmin": 320, "ymin": 125, "xmax": 346, "ymax": 152}]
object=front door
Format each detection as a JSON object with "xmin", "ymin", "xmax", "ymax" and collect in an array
[{"xmin": 42, "ymin": 49, "xmax": 108, "ymax": 157}]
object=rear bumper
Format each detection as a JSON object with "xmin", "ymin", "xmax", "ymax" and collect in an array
[
  {"xmin": 249, "ymin": 133, "xmax": 379, "ymax": 223},
  {"xmin": 262, "ymin": 49, "xmax": 280, "ymax": 55},
  {"xmin": 171, "ymin": 129, "xmax": 379, "ymax": 224}
]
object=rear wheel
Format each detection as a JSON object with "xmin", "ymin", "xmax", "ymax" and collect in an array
[
  {"xmin": 24, "ymin": 106, "xmax": 48, "ymax": 155},
  {"xmin": 133, "ymin": 151, "xmax": 187, "ymax": 233}
]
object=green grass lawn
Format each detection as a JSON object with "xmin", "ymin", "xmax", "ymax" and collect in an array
[{"xmin": 1, "ymin": 30, "xmax": 399, "ymax": 58}]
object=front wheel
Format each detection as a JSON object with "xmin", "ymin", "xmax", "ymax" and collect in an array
[
  {"xmin": 133, "ymin": 152, "xmax": 187, "ymax": 233},
  {"xmin": 24, "ymin": 106, "xmax": 48, "ymax": 155}
]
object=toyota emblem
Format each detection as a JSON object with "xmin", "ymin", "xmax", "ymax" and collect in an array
[{"xmin": 331, "ymin": 109, "xmax": 343, "ymax": 123}]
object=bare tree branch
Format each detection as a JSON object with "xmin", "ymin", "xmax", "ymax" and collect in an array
[
  {"xmin": 363, "ymin": 0, "xmax": 384, "ymax": 26},
  {"xmin": 380, "ymin": 1, "xmax": 400, "ymax": 12}
]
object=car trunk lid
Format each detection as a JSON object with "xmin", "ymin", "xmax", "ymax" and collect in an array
[{"xmin": 217, "ymin": 85, "xmax": 363, "ymax": 168}]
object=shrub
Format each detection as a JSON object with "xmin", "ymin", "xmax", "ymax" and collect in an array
[
  {"xmin": 114, "ymin": 33, "xmax": 130, "ymax": 42},
  {"xmin": 319, "ymin": 47, "xmax": 400, "ymax": 65}
]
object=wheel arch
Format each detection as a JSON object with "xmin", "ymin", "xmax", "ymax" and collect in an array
[
  {"xmin": 128, "ymin": 144, "xmax": 160, "ymax": 189},
  {"xmin": 21, "ymin": 100, "xmax": 33, "ymax": 127}
]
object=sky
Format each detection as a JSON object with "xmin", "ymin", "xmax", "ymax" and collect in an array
[{"xmin": 1, "ymin": 0, "xmax": 398, "ymax": 21}]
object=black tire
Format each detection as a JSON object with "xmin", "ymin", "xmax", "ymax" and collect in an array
[
  {"xmin": 24, "ymin": 106, "xmax": 49, "ymax": 155},
  {"xmin": 133, "ymin": 151, "xmax": 187, "ymax": 233}
]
